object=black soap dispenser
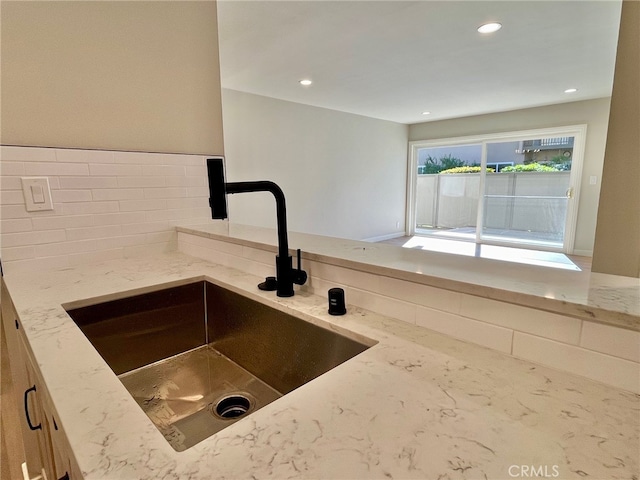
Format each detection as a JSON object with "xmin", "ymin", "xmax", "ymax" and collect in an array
[{"xmin": 328, "ymin": 288, "xmax": 346, "ymax": 316}]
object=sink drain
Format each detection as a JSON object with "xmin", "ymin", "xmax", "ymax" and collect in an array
[{"xmin": 213, "ymin": 394, "xmax": 253, "ymax": 419}]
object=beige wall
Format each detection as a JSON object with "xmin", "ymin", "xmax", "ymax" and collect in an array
[
  {"xmin": 0, "ymin": 1, "xmax": 223, "ymax": 155},
  {"xmin": 592, "ymin": 0, "xmax": 640, "ymax": 278},
  {"xmin": 221, "ymin": 89, "xmax": 409, "ymax": 241},
  {"xmin": 409, "ymin": 98, "xmax": 612, "ymax": 256}
]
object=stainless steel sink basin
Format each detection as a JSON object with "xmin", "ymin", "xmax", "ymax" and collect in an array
[{"xmin": 65, "ymin": 280, "xmax": 375, "ymax": 451}]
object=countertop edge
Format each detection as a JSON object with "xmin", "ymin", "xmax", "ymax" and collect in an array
[{"xmin": 176, "ymin": 224, "xmax": 640, "ymax": 330}]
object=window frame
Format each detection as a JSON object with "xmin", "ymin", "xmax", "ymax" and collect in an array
[{"xmin": 406, "ymin": 124, "xmax": 588, "ymax": 253}]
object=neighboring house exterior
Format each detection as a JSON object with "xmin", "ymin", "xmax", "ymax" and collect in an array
[{"xmin": 418, "ymin": 137, "xmax": 574, "ymax": 173}]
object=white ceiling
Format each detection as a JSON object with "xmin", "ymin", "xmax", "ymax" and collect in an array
[{"xmin": 217, "ymin": 1, "xmax": 622, "ymax": 125}]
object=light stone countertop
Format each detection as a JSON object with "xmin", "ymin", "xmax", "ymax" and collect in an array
[
  {"xmin": 178, "ymin": 223, "xmax": 640, "ymax": 330},
  {"xmin": 3, "ymin": 251, "xmax": 639, "ymax": 479}
]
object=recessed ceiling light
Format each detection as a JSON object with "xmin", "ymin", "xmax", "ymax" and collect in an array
[
  {"xmin": 477, "ymin": 22, "xmax": 502, "ymax": 34},
  {"xmin": 422, "ymin": 111, "xmax": 431, "ymax": 115},
  {"xmin": 564, "ymin": 88, "xmax": 578, "ymax": 93},
  {"xmin": 299, "ymin": 79, "xmax": 312, "ymax": 86}
]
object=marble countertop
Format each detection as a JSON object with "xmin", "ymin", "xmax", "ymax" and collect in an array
[
  {"xmin": 4, "ymin": 251, "xmax": 638, "ymax": 479},
  {"xmin": 178, "ymin": 223, "xmax": 640, "ymax": 330}
]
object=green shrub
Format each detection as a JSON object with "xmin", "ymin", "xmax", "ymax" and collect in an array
[
  {"xmin": 501, "ymin": 163, "xmax": 559, "ymax": 173},
  {"xmin": 419, "ymin": 154, "xmax": 466, "ymax": 174},
  {"xmin": 547, "ymin": 155, "xmax": 572, "ymax": 171},
  {"xmin": 440, "ymin": 166, "xmax": 495, "ymax": 174}
]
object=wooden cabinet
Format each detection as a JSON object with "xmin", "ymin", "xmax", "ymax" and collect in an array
[{"xmin": 1, "ymin": 280, "xmax": 79, "ymax": 480}]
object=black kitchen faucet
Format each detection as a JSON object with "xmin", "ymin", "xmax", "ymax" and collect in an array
[{"xmin": 207, "ymin": 158, "xmax": 307, "ymax": 297}]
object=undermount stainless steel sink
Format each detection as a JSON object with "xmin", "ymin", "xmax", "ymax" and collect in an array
[{"xmin": 65, "ymin": 280, "xmax": 375, "ymax": 451}]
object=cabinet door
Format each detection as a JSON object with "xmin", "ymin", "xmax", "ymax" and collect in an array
[
  {"xmin": 1, "ymin": 285, "xmax": 28, "ymax": 480},
  {"xmin": 3, "ymin": 281, "xmax": 83, "ymax": 480},
  {"xmin": 1, "ymin": 281, "xmax": 46, "ymax": 480},
  {"xmin": 40, "ymin": 383, "xmax": 83, "ymax": 480},
  {"xmin": 21, "ymin": 334, "xmax": 57, "ymax": 480}
]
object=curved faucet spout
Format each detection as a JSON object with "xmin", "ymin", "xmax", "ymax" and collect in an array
[
  {"xmin": 225, "ymin": 181, "xmax": 289, "ymax": 261},
  {"xmin": 206, "ymin": 158, "xmax": 307, "ymax": 297}
]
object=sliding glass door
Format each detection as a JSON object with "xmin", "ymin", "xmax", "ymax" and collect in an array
[
  {"xmin": 414, "ymin": 143, "xmax": 481, "ymax": 241},
  {"xmin": 408, "ymin": 126, "xmax": 586, "ymax": 253},
  {"xmin": 481, "ymin": 138, "xmax": 573, "ymax": 248}
]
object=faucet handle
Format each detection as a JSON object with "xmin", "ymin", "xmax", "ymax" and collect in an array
[
  {"xmin": 293, "ymin": 249, "xmax": 308, "ymax": 286},
  {"xmin": 258, "ymin": 276, "xmax": 278, "ymax": 291}
]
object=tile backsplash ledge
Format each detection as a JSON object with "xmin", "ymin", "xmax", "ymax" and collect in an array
[
  {"xmin": 0, "ymin": 146, "xmax": 212, "ymax": 274},
  {"xmin": 177, "ymin": 231, "xmax": 640, "ymax": 393}
]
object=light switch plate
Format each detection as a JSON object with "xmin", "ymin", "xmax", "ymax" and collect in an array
[{"xmin": 21, "ymin": 177, "xmax": 53, "ymax": 211}]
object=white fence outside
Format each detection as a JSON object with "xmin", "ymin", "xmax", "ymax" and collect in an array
[{"xmin": 416, "ymin": 172, "xmax": 571, "ymax": 236}]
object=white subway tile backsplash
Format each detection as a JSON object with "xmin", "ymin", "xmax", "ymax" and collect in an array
[
  {"xmin": 174, "ymin": 154, "xmax": 206, "ymax": 166},
  {"xmin": 166, "ymin": 197, "xmax": 206, "ymax": 209},
  {"xmin": 178, "ymin": 238, "xmax": 219, "ymax": 264},
  {"xmin": 306, "ymin": 275, "xmax": 347, "ymax": 299},
  {"xmin": 3, "ymin": 230, "xmax": 67, "ymax": 247},
  {"xmin": 66, "ymin": 225, "xmax": 122, "ymax": 241},
  {"xmin": 34, "ymin": 239, "xmax": 95, "ymax": 257},
  {"xmin": 31, "ymin": 215, "xmax": 94, "ymax": 231},
  {"xmin": 51, "ymin": 189, "xmax": 93, "ymax": 203},
  {"xmin": 119, "ymin": 199, "xmax": 167, "ymax": 212},
  {"xmin": 0, "ymin": 218, "xmax": 33, "ymax": 234},
  {"xmin": 194, "ymin": 235, "xmax": 244, "ymax": 256},
  {"xmin": 62, "ymin": 201, "xmax": 119, "ymax": 215},
  {"xmin": 176, "ymin": 231, "xmax": 639, "ymax": 392},
  {"xmin": 185, "ymin": 186, "xmax": 210, "ymax": 197},
  {"xmin": 124, "ymin": 242, "xmax": 173, "ymax": 258},
  {"xmin": 67, "ymin": 248, "xmax": 123, "ymax": 266},
  {"xmin": 122, "ymin": 221, "xmax": 170, "ymax": 235},
  {"xmin": 142, "ymin": 165, "xmax": 185, "ymax": 176},
  {"xmin": 348, "ymin": 287, "xmax": 416, "ymax": 325},
  {"xmin": 1, "ymin": 204, "xmax": 31, "ymax": 219},
  {"xmin": 459, "ymin": 295, "xmax": 582, "ymax": 344},
  {"xmin": 55, "ymin": 149, "xmax": 114, "ymax": 163},
  {"xmin": 25, "ymin": 162, "xmax": 89, "ymax": 176},
  {"xmin": 513, "ymin": 332, "xmax": 640, "ymax": 393},
  {"xmin": 416, "ymin": 306, "xmax": 513, "ymax": 353},
  {"xmin": 93, "ymin": 212, "xmax": 146, "ymax": 226},
  {"xmin": 92, "ymin": 189, "xmax": 144, "ymax": 201},
  {"xmin": 117, "ymin": 176, "xmax": 166, "ymax": 188},
  {"xmin": 2, "ymin": 203, "xmax": 62, "ymax": 219},
  {"xmin": 580, "ymin": 321, "xmax": 640, "ymax": 363},
  {"xmin": 89, "ymin": 163, "xmax": 142, "ymax": 176},
  {"xmin": 59, "ymin": 176, "xmax": 119, "ymax": 189},
  {"xmin": 1, "ymin": 161, "xmax": 26, "ymax": 176},
  {"xmin": 143, "ymin": 187, "xmax": 187, "ymax": 199},
  {"xmin": 149, "ymin": 207, "xmax": 208, "ymax": 222},
  {"xmin": 1, "ymin": 176, "xmax": 23, "ymax": 191},
  {"xmin": 0, "ymin": 147, "xmax": 211, "ymax": 273},
  {"xmin": 0, "ymin": 190, "xmax": 27, "ymax": 205},
  {"xmin": 379, "ymin": 276, "xmax": 462, "ymax": 314},
  {"xmin": 308, "ymin": 260, "xmax": 379, "ymax": 292},
  {"xmin": 47, "ymin": 178, "xmax": 61, "ymax": 190},
  {"xmin": 146, "ymin": 231, "xmax": 175, "ymax": 244},
  {"xmin": 6, "ymin": 256, "xmax": 70, "ymax": 275},
  {"xmin": 241, "ymin": 244, "xmax": 276, "ymax": 266},
  {"xmin": 175, "ymin": 207, "xmax": 210, "ymax": 219},
  {"xmin": 144, "ymin": 209, "xmax": 174, "ymax": 222},
  {"xmin": 2, "ymin": 245, "xmax": 35, "ymax": 261},
  {"xmin": 1, "ymin": 146, "xmax": 57, "ymax": 162},
  {"xmin": 113, "ymin": 151, "xmax": 180, "ymax": 165},
  {"xmin": 165, "ymin": 176, "xmax": 206, "ymax": 187},
  {"xmin": 185, "ymin": 165, "xmax": 207, "ymax": 176}
]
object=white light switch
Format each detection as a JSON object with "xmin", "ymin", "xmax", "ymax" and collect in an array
[
  {"xmin": 589, "ymin": 176, "xmax": 597, "ymax": 185},
  {"xmin": 21, "ymin": 177, "xmax": 53, "ymax": 211},
  {"xmin": 31, "ymin": 185, "xmax": 45, "ymax": 203}
]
